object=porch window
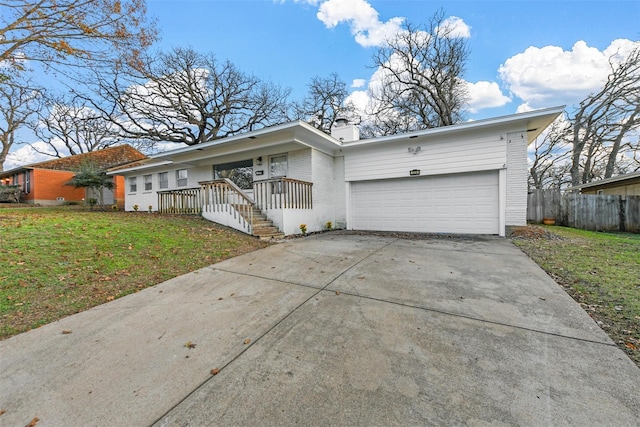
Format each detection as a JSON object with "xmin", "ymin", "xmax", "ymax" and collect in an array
[
  {"xmin": 129, "ymin": 177, "xmax": 137, "ymax": 192},
  {"xmin": 270, "ymin": 154, "xmax": 287, "ymax": 178},
  {"xmin": 176, "ymin": 169, "xmax": 188, "ymax": 187},
  {"xmin": 214, "ymin": 159, "xmax": 253, "ymax": 190},
  {"xmin": 143, "ymin": 174, "xmax": 152, "ymax": 191},
  {"xmin": 159, "ymin": 172, "xmax": 169, "ymax": 189}
]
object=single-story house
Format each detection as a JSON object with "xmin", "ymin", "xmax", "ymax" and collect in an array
[
  {"xmin": 567, "ymin": 171, "xmax": 640, "ymax": 198},
  {"xmin": 109, "ymin": 107, "xmax": 564, "ymax": 237},
  {"xmin": 0, "ymin": 145, "xmax": 148, "ymax": 207}
]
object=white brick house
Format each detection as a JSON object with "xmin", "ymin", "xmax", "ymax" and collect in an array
[{"xmin": 110, "ymin": 106, "xmax": 563, "ymax": 238}]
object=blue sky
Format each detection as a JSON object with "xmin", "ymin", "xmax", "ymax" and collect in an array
[
  {"xmin": 5, "ymin": 0, "xmax": 640, "ymax": 168},
  {"xmin": 146, "ymin": 0, "xmax": 639, "ymax": 117}
]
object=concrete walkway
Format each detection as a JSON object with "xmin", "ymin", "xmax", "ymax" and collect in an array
[{"xmin": 1, "ymin": 234, "xmax": 638, "ymax": 426}]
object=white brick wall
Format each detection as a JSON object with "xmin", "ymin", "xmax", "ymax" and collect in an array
[
  {"xmin": 287, "ymin": 148, "xmax": 312, "ymax": 181},
  {"xmin": 505, "ymin": 131, "xmax": 528, "ymax": 226}
]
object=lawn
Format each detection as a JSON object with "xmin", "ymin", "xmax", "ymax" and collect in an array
[
  {"xmin": 0, "ymin": 206, "xmax": 268, "ymax": 339},
  {"xmin": 513, "ymin": 226, "xmax": 640, "ymax": 367}
]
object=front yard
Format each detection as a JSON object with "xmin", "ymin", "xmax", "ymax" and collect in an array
[
  {"xmin": 2, "ymin": 208, "xmax": 638, "ymax": 367},
  {"xmin": 513, "ymin": 226, "xmax": 640, "ymax": 366},
  {"xmin": 0, "ymin": 207, "xmax": 268, "ymax": 339}
]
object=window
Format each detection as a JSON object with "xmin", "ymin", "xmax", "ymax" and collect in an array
[
  {"xmin": 143, "ymin": 174, "xmax": 152, "ymax": 191},
  {"xmin": 129, "ymin": 177, "xmax": 137, "ymax": 192},
  {"xmin": 176, "ymin": 169, "xmax": 188, "ymax": 187},
  {"xmin": 23, "ymin": 171, "xmax": 31, "ymax": 193},
  {"xmin": 270, "ymin": 154, "xmax": 287, "ymax": 178},
  {"xmin": 214, "ymin": 159, "xmax": 253, "ymax": 190},
  {"xmin": 159, "ymin": 172, "xmax": 169, "ymax": 189}
]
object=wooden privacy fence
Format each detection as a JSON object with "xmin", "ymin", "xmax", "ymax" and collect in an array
[{"xmin": 527, "ymin": 189, "xmax": 640, "ymax": 233}]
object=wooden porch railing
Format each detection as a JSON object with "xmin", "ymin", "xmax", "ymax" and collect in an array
[
  {"xmin": 199, "ymin": 179, "xmax": 254, "ymax": 233},
  {"xmin": 158, "ymin": 187, "xmax": 202, "ymax": 214},
  {"xmin": 253, "ymin": 178, "xmax": 313, "ymax": 210}
]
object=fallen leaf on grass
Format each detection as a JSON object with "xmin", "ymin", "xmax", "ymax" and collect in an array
[
  {"xmin": 211, "ymin": 368, "xmax": 220, "ymax": 375},
  {"xmin": 625, "ymin": 342, "xmax": 637, "ymax": 350},
  {"xmin": 106, "ymin": 296, "xmax": 115, "ymax": 301}
]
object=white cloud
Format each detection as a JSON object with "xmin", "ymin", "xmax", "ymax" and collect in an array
[
  {"xmin": 466, "ymin": 81, "xmax": 511, "ymax": 113},
  {"xmin": 345, "ymin": 89, "xmax": 370, "ymax": 114},
  {"xmin": 316, "ymin": 0, "xmax": 405, "ymax": 47},
  {"xmin": 3, "ymin": 141, "xmax": 68, "ymax": 170},
  {"xmin": 437, "ymin": 16, "xmax": 471, "ymax": 39},
  {"xmin": 351, "ymin": 78, "xmax": 366, "ymax": 88},
  {"xmin": 499, "ymin": 39, "xmax": 640, "ymax": 110}
]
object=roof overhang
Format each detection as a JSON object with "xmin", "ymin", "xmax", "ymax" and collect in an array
[
  {"xmin": 567, "ymin": 171, "xmax": 640, "ymax": 191},
  {"xmin": 113, "ymin": 121, "xmax": 342, "ymax": 174},
  {"xmin": 341, "ymin": 106, "xmax": 565, "ymax": 150}
]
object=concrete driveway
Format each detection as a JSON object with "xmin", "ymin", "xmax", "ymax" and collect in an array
[{"xmin": 1, "ymin": 233, "xmax": 638, "ymax": 426}]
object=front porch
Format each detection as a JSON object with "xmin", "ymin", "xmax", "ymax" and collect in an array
[{"xmin": 157, "ymin": 177, "xmax": 313, "ymax": 240}]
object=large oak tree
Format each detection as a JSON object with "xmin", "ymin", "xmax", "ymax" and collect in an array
[
  {"xmin": 367, "ymin": 10, "xmax": 469, "ymax": 136},
  {"xmin": 0, "ymin": 0, "xmax": 157, "ymax": 72},
  {"xmin": 88, "ymin": 47, "xmax": 291, "ymax": 145}
]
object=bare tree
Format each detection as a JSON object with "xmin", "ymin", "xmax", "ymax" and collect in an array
[
  {"xmin": 87, "ymin": 47, "xmax": 291, "ymax": 145},
  {"xmin": 292, "ymin": 73, "xmax": 358, "ymax": 134},
  {"xmin": 367, "ymin": 10, "xmax": 469, "ymax": 136},
  {"xmin": 0, "ymin": 0, "xmax": 157, "ymax": 73},
  {"xmin": 0, "ymin": 77, "xmax": 42, "ymax": 171},
  {"xmin": 31, "ymin": 93, "xmax": 124, "ymax": 158},
  {"xmin": 529, "ymin": 119, "xmax": 572, "ymax": 189},
  {"xmin": 569, "ymin": 47, "xmax": 640, "ymax": 185}
]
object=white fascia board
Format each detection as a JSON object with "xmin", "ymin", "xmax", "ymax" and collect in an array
[
  {"xmin": 342, "ymin": 106, "xmax": 565, "ymax": 149},
  {"xmin": 148, "ymin": 121, "xmax": 340, "ymax": 161},
  {"xmin": 106, "ymin": 160, "xmax": 174, "ymax": 175}
]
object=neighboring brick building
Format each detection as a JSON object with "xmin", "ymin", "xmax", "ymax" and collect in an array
[{"xmin": 0, "ymin": 145, "xmax": 148, "ymax": 207}]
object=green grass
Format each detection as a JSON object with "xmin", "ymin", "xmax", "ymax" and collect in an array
[
  {"xmin": 0, "ymin": 206, "xmax": 268, "ymax": 338},
  {"xmin": 513, "ymin": 226, "xmax": 640, "ymax": 366}
]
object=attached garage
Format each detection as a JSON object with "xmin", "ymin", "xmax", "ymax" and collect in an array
[
  {"xmin": 342, "ymin": 108, "xmax": 565, "ymax": 236},
  {"xmin": 350, "ymin": 171, "xmax": 500, "ymax": 235}
]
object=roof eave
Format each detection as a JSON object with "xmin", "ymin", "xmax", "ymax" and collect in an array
[{"xmin": 342, "ymin": 106, "xmax": 565, "ymax": 148}]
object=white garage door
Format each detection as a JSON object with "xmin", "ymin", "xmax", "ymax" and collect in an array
[{"xmin": 350, "ymin": 171, "xmax": 499, "ymax": 234}]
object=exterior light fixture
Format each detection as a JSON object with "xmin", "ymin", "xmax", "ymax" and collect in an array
[{"xmin": 408, "ymin": 146, "xmax": 421, "ymax": 155}]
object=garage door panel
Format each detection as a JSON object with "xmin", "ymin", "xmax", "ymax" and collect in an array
[{"xmin": 350, "ymin": 171, "xmax": 499, "ymax": 234}]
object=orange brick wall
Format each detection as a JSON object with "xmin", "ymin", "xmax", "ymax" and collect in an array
[
  {"xmin": 114, "ymin": 175, "xmax": 125, "ymax": 208},
  {"xmin": 28, "ymin": 169, "xmax": 86, "ymax": 204}
]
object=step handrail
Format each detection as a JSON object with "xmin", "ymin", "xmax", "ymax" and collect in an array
[{"xmin": 199, "ymin": 179, "xmax": 255, "ymax": 233}]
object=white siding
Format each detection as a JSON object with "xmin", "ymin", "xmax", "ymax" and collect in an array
[
  {"xmin": 344, "ymin": 131, "xmax": 506, "ymax": 182},
  {"xmin": 505, "ymin": 131, "xmax": 528, "ymax": 226}
]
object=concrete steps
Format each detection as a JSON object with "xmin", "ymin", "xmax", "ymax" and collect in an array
[{"xmin": 235, "ymin": 206, "xmax": 284, "ymax": 240}]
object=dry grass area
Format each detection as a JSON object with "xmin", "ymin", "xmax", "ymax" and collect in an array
[
  {"xmin": 512, "ymin": 225, "xmax": 640, "ymax": 367},
  {"xmin": 0, "ymin": 206, "xmax": 268, "ymax": 339}
]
